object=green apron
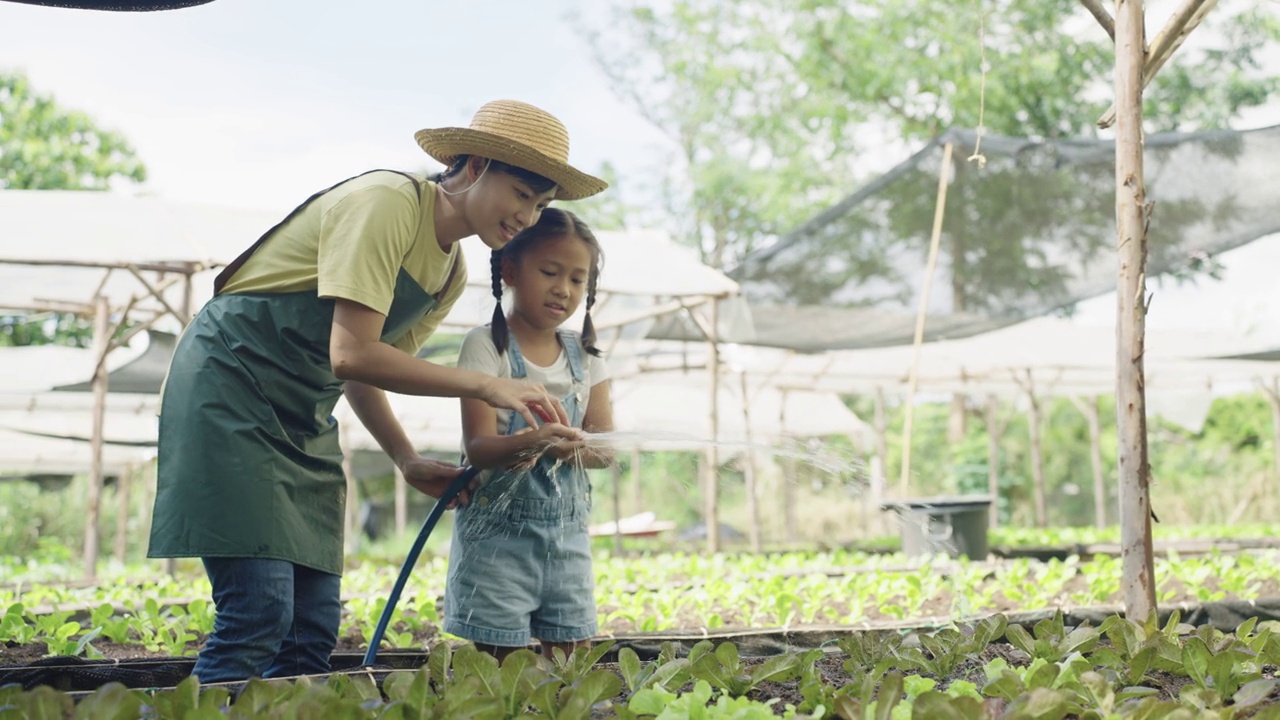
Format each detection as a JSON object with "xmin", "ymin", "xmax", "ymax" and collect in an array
[{"xmin": 148, "ymin": 171, "xmax": 457, "ymax": 575}]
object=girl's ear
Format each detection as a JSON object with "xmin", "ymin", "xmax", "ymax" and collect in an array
[
  {"xmin": 500, "ymin": 256, "xmax": 518, "ymax": 286},
  {"xmin": 467, "ymin": 156, "xmax": 489, "ymax": 181}
]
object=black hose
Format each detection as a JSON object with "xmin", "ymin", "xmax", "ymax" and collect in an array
[{"xmin": 362, "ymin": 465, "xmax": 480, "ymax": 666}]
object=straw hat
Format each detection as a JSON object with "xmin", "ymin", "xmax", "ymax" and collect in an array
[{"xmin": 415, "ymin": 100, "xmax": 607, "ymax": 201}]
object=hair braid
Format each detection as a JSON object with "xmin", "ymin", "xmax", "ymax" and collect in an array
[
  {"xmin": 489, "ymin": 249, "xmax": 510, "ymax": 355},
  {"xmin": 582, "ymin": 269, "xmax": 601, "ymax": 357}
]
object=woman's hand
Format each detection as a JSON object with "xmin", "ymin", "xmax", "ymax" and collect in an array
[
  {"xmin": 478, "ymin": 377, "xmax": 570, "ymax": 428},
  {"xmin": 399, "ymin": 456, "xmax": 476, "ymax": 508}
]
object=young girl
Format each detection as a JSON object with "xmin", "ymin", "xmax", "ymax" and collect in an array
[
  {"xmin": 446, "ymin": 208, "xmax": 614, "ymax": 661},
  {"xmin": 148, "ymin": 100, "xmax": 607, "ymax": 684}
]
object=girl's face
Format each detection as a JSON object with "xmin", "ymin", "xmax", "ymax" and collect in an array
[
  {"xmin": 504, "ymin": 234, "xmax": 594, "ymax": 332},
  {"xmin": 464, "ymin": 161, "xmax": 558, "ymax": 251}
]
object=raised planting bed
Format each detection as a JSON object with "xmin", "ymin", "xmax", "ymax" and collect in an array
[{"xmin": 3, "ymin": 606, "xmax": 1280, "ymax": 718}]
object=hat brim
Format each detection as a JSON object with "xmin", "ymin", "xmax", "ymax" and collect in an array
[{"xmin": 414, "ymin": 127, "xmax": 607, "ymax": 201}]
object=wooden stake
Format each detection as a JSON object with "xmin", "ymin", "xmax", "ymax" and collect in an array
[
  {"xmin": 84, "ymin": 294, "xmax": 110, "ymax": 582},
  {"xmin": 871, "ymin": 387, "xmax": 888, "ymax": 535},
  {"xmin": 631, "ymin": 447, "xmax": 642, "ymax": 514},
  {"xmin": 1023, "ymin": 373, "xmax": 1048, "ymax": 527},
  {"xmin": 740, "ymin": 371, "xmax": 761, "ymax": 552},
  {"xmin": 611, "ymin": 461, "xmax": 624, "ymax": 554},
  {"xmin": 1071, "ymin": 396, "xmax": 1109, "ymax": 528},
  {"xmin": 114, "ymin": 464, "xmax": 132, "ymax": 564},
  {"xmin": 1261, "ymin": 378, "xmax": 1280, "ymax": 494},
  {"xmin": 705, "ymin": 299, "xmax": 721, "ymax": 553},
  {"xmin": 1114, "ymin": 0, "xmax": 1157, "ymax": 621},
  {"xmin": 899, "ymin": 141, "xmax": 955, "ymax": 496},
  {"xmin": 985, "ymin": 394, "xmax": 1002, "ymax": 529}
]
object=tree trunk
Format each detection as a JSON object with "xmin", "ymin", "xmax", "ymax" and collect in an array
[
  {"xmin": 985, "ymin": 395, "xmax": 1002, "ymax": 529},
  {"xmin": 84, "ymin": 294, "xmax": 110, "ymax": 582},
  {"xmin": 1114, "ymin": 0, "xmax": 1157, "ymax": 622}
]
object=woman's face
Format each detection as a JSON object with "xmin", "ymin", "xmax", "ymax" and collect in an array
[{"xmin": 464, "ymin": 160, "xmax": 558, "ymax": 250}]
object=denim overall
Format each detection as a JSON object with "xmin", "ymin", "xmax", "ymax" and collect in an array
[{"xmin": 444, "ymin": 328, "xmax": 597, "ymax": 647}]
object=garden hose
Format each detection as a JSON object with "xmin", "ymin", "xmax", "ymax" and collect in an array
[{"xmin": 362, "ymin": 465, "xmax": 481, "ymax": 666}]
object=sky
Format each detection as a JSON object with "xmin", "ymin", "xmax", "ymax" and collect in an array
[{"xmin": 0, "ymin": 0, "xmax": 673, "ymax": 212}]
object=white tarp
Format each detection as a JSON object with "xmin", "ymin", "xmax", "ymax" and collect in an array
[{"xmin": 0, "ymin": 191, "xmax": 739, "ymax": 334}]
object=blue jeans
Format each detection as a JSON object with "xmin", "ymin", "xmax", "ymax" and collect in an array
[{"xmin": 192, "ymin": 558, "xmax": 341, "ymax": 683}]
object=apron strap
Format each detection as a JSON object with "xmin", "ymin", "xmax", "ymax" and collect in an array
[
  {"xmin": 214, "ymin": 169, "xmax": 423, "ymax": 295},
  {"xmin": 432, "ymin": 243, "xmax": 463, "ymax": 305}
]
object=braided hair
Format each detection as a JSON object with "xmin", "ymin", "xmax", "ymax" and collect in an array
[{"xmin": 489, "ymin": 207, "xmax": 604, "ymax": 358}]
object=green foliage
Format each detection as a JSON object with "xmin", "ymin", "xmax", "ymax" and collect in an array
[
  {"xmin": 584, "ymin": 0, "xmax": 1280, "ymax": 271},
  {"xmin": 0, "ymin": 71, "xmax": 146, "ymax": 190}
]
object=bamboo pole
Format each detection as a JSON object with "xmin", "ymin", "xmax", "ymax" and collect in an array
[
  {"xmin": 871, "ymin": 388, "xmax": 889, "ymax": 534},
  {"xmin": 631, "ymin": 447, "xmax": 642, "ymax": 514},
  {"xmin": 780, "ymin": 389, "xmax": 796, "ymax": 543},
  {"xmin": 705, "ymin": 300, "xmax": 721, "ymax": 553},
  {"xmin": 1020, "ymin": 374, "xmax": 1047, "ymax": 527},
  {"xmin": 985, "ymin": 394, "xmax": 1002, "ymax": 529},
  {"xmin": 114, "ymin": 464, "xmax": 132, "ymax": 564},
  {"xmin": 899, "ymin": 141, "xmax": 955, "ymax": 495},
  {"xmin": 1262, "ymin": 378, "xmax": 1280, "ymax": 495},
  {"xmin": 611, "ymin": 461, "xmax": 624, "ymax": 554},
  {"xmin": 1071, "ymin": 396, "xmax": 1109, "ymax": 528},
  {"xmin": 740, "ymin": 371, "xmax": 761, "ymax": 552},
  {"xmin": 83, "ymin": 294, "xmax": 110, "ymax": 582},
  {"xmin": 1114, "ymin": 0, "xmax": 1157, "ymax": 621}
]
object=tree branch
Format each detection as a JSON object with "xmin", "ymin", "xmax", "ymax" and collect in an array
[{"xmin": 1078, "ymin": 0, "xmax": 1116, "ymax": 42}]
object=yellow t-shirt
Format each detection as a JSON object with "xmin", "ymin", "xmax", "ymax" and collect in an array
[{"xmin": 220, "ymin": 171, "xmax": 467, "ymax": 354}]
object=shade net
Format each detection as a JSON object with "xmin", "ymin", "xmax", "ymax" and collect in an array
[{"xmin": 650, "ymin": 125, "xmax": 1280, "ymax": 352}]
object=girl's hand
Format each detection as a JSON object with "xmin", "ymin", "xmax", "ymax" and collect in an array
[
  {"xmin": 507, "ymin": 424, "xmax": 583, "ymax": 469},
  {"xmin": 399, "ymin": 456, "xmax": 476, "ymax": 508},
  {"xmin": 478, "ymin": 377, "xmax": 570, "ymax": 428},
  {"xmin": 545, "ymin": 439, "xmax": 587, "ymax": 462}
]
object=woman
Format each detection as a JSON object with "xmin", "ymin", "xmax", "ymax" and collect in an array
[{"xmin": 147, "ymin": 99, "xmax": 606, "ymax": 683}]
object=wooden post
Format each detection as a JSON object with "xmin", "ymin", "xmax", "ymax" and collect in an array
[
  {"xmin": 1024, "ymin": 375, "xmax": 1047, "ymax": 527},
  {"xmin": 740, "ymin": 371, "xmax": 761, "ymax": 552},
  {"xmin": 610, "ymin": 461, "xmax": 624, "ymax": 553},
  {"xmin": 1072, "ymin": 396, "xmax": 1109, "ymax": 528},
  {"xmin": 114, "ymin": 464, "xmax": 132, "ymax": 564},
  {"xmin": 704, "ymin": 300, "xmax": 721, "ymax": 553},
  {"xmin": 1262, "ymin": 378, "xmax": 1280, "ymax": 496},
  {"xmin": 899, "ymin": 142, "xmax": 955, "ymax": 495},
  {"xmin": 870, "ymin": 388, "xmax": 889, "ymax": 534},
  {"xmin": 985, "ymin": 394, "xmax": 1002, "ymax": 529},
  {"xmin": 1114, "ymin": 0, "xmax": 1157, "ymax": 621},
  {"xmin": 84, "ymin": 294, "xmax": 110, "ymax": 582},
  {"xmin": 631, "ymin": 447, "xmax": 643, "ymax": 514},
  {"xmin": 779, "ymin": 389, "xmax": 796, "ymax": 543}
]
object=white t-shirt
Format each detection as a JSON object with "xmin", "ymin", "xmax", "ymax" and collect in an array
[{"xmin": 455, "ymin": 326, "xmax": 610, "ymax": 436}]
